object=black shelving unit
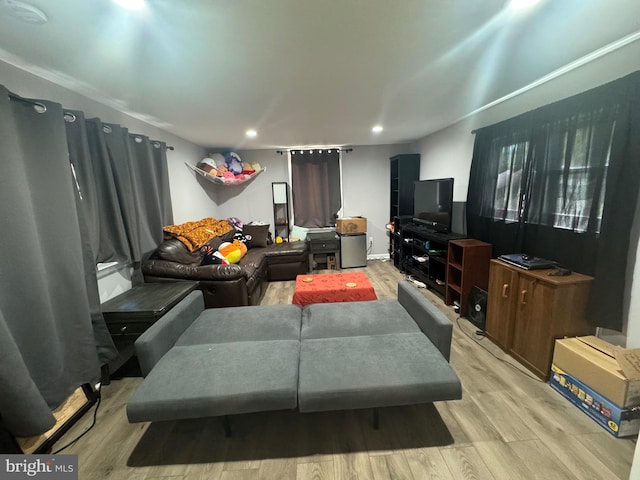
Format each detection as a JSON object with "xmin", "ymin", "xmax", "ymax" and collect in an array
[
  {"xmin": 392, "ymin": 215, "xmax": 412, "ymax": 269},
  {"xmin": 389, "ymin": 154, "xmax": 420, "ymax": 262},
  {"xmin": 399, "ymin": 224, "xmax": 465, "ymax": 296}
]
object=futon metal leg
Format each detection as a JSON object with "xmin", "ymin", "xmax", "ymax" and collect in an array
[
  {"xmin": 222, "ymin": 415, "xmax": 231, "ymax": 438},
  {"xmin": 373, "ymin": 408, "xmax": 379, "ymax": 430}
]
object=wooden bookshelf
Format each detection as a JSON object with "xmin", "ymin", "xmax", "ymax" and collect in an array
[{"xmin": 445, "ymin": 239, "xmax": 492, "ymax": 316}]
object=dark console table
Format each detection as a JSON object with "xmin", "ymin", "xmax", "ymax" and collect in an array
[
  {"xmin": 397, "ymin": 224, "xmax": 465, "ymax": 296},
  {"xmin": 101, "ymin": 281, "xmax": 198, "ymax": 384},
  {"xmin": 307, "ymin": 231, "xmax": 341, "ymax": 271}
]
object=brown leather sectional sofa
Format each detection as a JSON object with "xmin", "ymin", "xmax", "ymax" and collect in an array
[{"xmin": 142, "ymin": 237, "xmax": 308, "ymax": 308}]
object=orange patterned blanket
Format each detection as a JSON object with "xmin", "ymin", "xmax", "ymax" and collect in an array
[{"xmin": 163, "ymin": 217, "xmax": 234, "ymax": 252}]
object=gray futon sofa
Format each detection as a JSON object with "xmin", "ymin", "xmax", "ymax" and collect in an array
[{"xmin": 126, "ymin": 280, "xmax": 462, "ymax": 432}]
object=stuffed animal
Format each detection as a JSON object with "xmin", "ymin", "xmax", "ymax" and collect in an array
[
  {"xmin": 227, "ymin": 217, "xmax": 244, "ymax": 230},
  {"xmin": 209, "ymin": 153, "xmax": 226, "ymax": 168},
  {"xmin": 233, "ymin": 231, "xmax": 248, "ymax": 244},
  {"xmin": 233, "ymin": 238, "xmax": 247, "ymax": 257},
  {"xmin": 242, "ymin": 161, "xmax": 255, "ymax": 175},
  {"xmin": 196, "ymin": 158, "xmax": 219, "ymax": 176},
  {"xmin": 217, "ymin": 241, "xmax": 245, "ymax": 264},
  {"xmin": 224, "ymin": 152, "xmax": 244, "ymax": 175},
  {"xmin": 200, "ymin": 245, "xmax": 228, "ymax": 265}
]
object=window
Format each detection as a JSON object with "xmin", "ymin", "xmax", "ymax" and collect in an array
[
  {"xmin": 490, "ymin": 113, "xmax": 615, "ymax": 234},
  {"xmin": 493, "ymin": 140, "xmax": 528, "ymax": 222},
  {"xmin": 289, "ymin": 149, "xmax": 342, "ymax": 228},
  {"xmin": 543, "ymin": 118, "xmax": 613, "ymax": 233},
  {"xmin": 466, "ymin": 71, "xmax": 640, "ymax": 332}
]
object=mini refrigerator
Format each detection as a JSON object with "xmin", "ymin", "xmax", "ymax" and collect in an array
[{"xmin": 339, "ymin": 233, "xmax": 367, "ymax": 268}]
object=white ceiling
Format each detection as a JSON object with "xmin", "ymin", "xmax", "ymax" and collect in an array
[{"xmin": 1, "ymin": 0, "xmax": 639, "ymax": 149}]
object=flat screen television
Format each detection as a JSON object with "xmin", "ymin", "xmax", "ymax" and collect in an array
[{"xmin": 413, "ymin": 178, "xmax": 454, "ymax": 233}]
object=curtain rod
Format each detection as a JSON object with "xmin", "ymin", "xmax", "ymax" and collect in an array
[
  {"xmin": 8, "ymin": 91, "xmax": 175, "ymax": 150},
  {"xmin": 8, "ymin": 92, "xmax": 47, "ymax": 111},
  {"xmin": 276, "ymin": 148, "xmax": 352, "ymax": 155},
  {"xmin": 150, "ymin": 140, "xmax": 174, "ymax": 151},
  {"xmin": 130, "ymin": 133, "xmax": 174, "ymax": 150}
]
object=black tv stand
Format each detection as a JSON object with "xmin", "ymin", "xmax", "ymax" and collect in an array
[{"xmin": 396, "ymin": 223, "xmax": 465, "ymax": 297}]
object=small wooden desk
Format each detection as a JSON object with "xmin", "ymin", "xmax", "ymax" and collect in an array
[
  {"xmin": 292, "ymin": 272, "xmax": 377, "ymax": 306},
  {"xmin": 101, "ymin": 281, "xmax": 198, "ymax": 383}
]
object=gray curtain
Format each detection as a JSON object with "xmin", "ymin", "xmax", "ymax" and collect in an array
[
  {"xmin": 107, "ymin": 128, "xmax": 173, "ymax": 264},
  {"xmin": 66, "ymin": 118, "xmax": 173, "ymax": 275},
  {"xmin": 64, "ymin": 114, "xmax": 174, "ymax": 360},
  {"xmin": 291, "ymin": 149, "xmax": 341, "ymax": 227},
  {"xmin": 0, "ymin": 88, "xmax": 101, "ymax": 436},
  {"xmin": 129, "ymin": 135, "xmax": 174, "ymax": 260},
  {"xmin": 1, "ymin": 85, "xmax": 174, "ymax": 437},
  {"xmin": 83, "ymin": 118, "xmax": 131, "ymax": 263},
  {"xmin": 101, "ymin": 124, "xmax": 173, "ymax": 283},
  {"xmin": 67, "ymin": 117, "xmax": 175, "ymax": 266},
  {"xmin": 65, "ymin": 111, "xmax": 118, "ymax": 366}
]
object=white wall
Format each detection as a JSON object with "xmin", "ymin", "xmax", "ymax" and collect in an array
[
  {"xmin": 202, "ymin": 150, "xmax": 289, "ymax": 227},
  {"xmin": 0, "ymin": 58, "xmax": 421, "ymax": 283},
  {"xmin": 341, "ymin": 144, "xmax": 416, "ymax": 256},
  {"xmin": 414, "ymin": 119, "xmax": 476, "ymax": 202},
  {"xmin": 412, "ymin": 66, "xmax": 640, "ymax": 343},
  {"xmin": 0, "ymin": 60, "xmax": 209, "ymax": 227},
  {"xmin": 5, "ymin": 43, "xmax": 638, "ymax": 320},
  {"xmin": 197, "ymin": 144, "xmax": 413, "ymax": 257}
]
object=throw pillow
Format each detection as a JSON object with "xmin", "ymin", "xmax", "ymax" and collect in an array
[
  {"xmin": 290, "ymin": 225, "xmax": 308, "ymax": 241},
  {"xmin": 243, "ymin": 224, "xmax": 270, "ymax": 248}
]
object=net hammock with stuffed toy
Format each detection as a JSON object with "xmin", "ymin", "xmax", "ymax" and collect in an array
[{"xmin": 186, "ymin": 152, "xmax": 266, "ymax": 186}]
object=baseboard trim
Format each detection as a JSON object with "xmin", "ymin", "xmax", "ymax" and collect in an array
[{"xmin": 367, "ymin": 253, "xmax": 390, "ymax": 261}]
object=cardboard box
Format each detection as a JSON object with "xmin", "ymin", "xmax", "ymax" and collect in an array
[
  {"xmin": 549, "ymin": 365, "xmax": 640, "ymax": 437},
  {"xmin": 336, "ymin": 217, "xmax": 367, "ymax": 234},
  {"xmin": 552, "ymin": 336, "xmax": 640, "ymax": 408}
]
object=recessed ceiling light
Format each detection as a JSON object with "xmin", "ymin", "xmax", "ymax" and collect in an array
[
  {"xmin": 112, "ymin": 0, "xmax": 146, "ymax": 11},
  {"xmin": 372, "ymin": 125, "xmax": 383, "ymax": 134},
  {"xmin": 245, "ymin": 129, "xmax": 257, "ymax": 138}
]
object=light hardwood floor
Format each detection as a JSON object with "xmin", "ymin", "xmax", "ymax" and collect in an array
[{"xmin": 56, "ymin": 260, "xmax": 635, "ymax": 479}]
